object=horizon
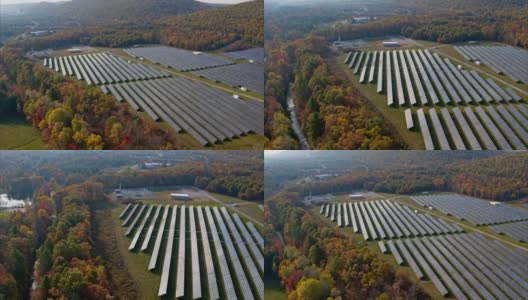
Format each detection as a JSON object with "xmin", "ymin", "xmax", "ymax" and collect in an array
[{"xmin": 1, "ymin": 0, "xmax": 254, "ymax": 6}]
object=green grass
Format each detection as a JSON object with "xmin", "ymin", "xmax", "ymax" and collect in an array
[
  {"xmin": 0, "ymin": 117, "xmax": 45, "ymax": 149},
  {"xmin": 264, "ymin": 275, "xmax": 287, "ymax": 300},
  {"xmin": 111, "ymin": 205, "xmax": 162, "ymax": 300},
  {"xmin": 209, "ymin": 193, "xmax": 245, "ymax": 204}
]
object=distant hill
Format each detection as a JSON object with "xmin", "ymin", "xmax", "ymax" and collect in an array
[
  {"xmin": 159, "ymin": 0, "xmax": 264, "ymax": 50},
  {"xmin": 4, "ymin": 0, "xmax": 209, "ymax": 22}
]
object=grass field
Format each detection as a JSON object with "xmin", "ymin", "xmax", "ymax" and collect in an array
[
  {"xmin": 0, "ymin": 117, "xmax": 45, "ymax": 149},
  {"xmin": 264, "ymin": 275, "xmax": 287, "ymax": 300},
  {"xmin": 110, "ymin": 205, "xmax": 162, "ymax": 300},
  {"xmin": 209, "ymin": 193, "xmax": 264, "ymax": 223}
]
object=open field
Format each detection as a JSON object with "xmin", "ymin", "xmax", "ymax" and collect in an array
[
  {"xmin": 0, "ymin": 117, "xmax": 45, "ymax": 150},
  {"xmin": 264, "ymin": 275, "xmax": 287, "ymax": 300}
]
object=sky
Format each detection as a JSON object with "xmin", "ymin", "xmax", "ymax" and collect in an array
[{"xmin": 1, "ymin": 0, "xmax": 253, "ymax": 5}]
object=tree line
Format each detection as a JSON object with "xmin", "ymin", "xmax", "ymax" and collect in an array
[
  {"xmin": 285, "ymin": 152, "xmax": 528, "ymax": 201},
  {"xmin": 95, "ymin": 161, "xmax": 264, "ymax": 201},
  {"xmin": 8, "ymin": 0, "xmax": 263, "ymax": 52}
]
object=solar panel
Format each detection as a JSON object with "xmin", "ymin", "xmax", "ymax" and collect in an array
[
  {"xmin": 233, "ymin": 213, "xmax": 264, "ymax": 272},
  {"xmin": 189, "ymin": 206, "xmax": 201, "ymax": 299},
  {"xmin": 405, "ymin": 50, "xmax": 427, "ymax": 105},
  {"xmin": 158, "ymin": 205, "xmax": 176, "ymax": 296},
  {"xmin": 119, "ymin": 203, "xmax": 132, "ymax": 219},
  {"xmin": 396, "ymin": 239, "xmax": 424, "ymax": 279},
  {"xmin": 197, "ymin": 207, "xmax": 219, "ymax": 300},
  {"xmin": 122, "ymin": 204, "xmax": 138, "ymax": 227},
  {"xmin": 246, "ymin": 222, "xmax": 264, "ymax": 251},
  {"xmin": 398, "ymin": 50, "xmax": 416, "ymax": 105},
  {"xmin": 175, "ymin": 206, "xmax": 186, "ymax": 298},
  {"xmin": 386, "ymin": 51, "xmax": 393, "ymax": 106},
  {"xmin": 404, "ymin": 109, "xmax": 414, "ymax": 130},
  {"xmin": 129, "ymin": 205, "xmax": 153, "ymax": 250},
  {"xmin": 148, "ymin": 205, "xmax": 170, "ymax": 271},
  {"xmin": 429, "ymin": 108, "xmax": 451, "ymax": 150},
  {"xmin": 392, "ymin": 51, "xmax": 405, "ymax": 105},
  {"xmin": 440, "ymin": 108, "xmax": 466, "ymax": 150},
  {"xmin": 141, "ymin": 205, "xmax": 162, "ymax": 251},
  {"xmin": 205, "ymin": 207, "xmax": 236, "ymax": 299},
  {"xmin": 387, "ymin": 240, "xmax": 403, "ymax": 265},
  {"xmin": 214, "ymin": 207, "xmax": 255, "ymax": 300},
  {"xmin": 377, "ymin": 51, "xmax": 384, "ymax": 93}
]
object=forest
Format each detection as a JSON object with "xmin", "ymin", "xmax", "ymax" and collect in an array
[
  {"xmin": 283, "ymin": 152, "xmax": 528, "ymax": 201},
  {"xmin": 264, "ymin": 192, "xmax": 428, "ymax": 299},
  {"xmin": 0, "ymin": 180, "xmax": 111, "ymax": 300},
  {"xmin": 7, "ymin": 0, "xmax": 263, "ymax": 52},
  {"xmin": 0, "ymin": 48, "xmax": 183, "ymax": 150},
  {"xmin": 265, "ymin": 36, "xmax": 401, "ymax": 149},
  {"xmin": 94, "ymin": 161, "xmax": 264, "ymax": 201}
]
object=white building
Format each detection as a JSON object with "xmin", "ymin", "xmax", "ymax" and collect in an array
[
  {"xmin": 170, "ymin": 193, "xmax": 192, "ymax": 201},
  {"xmin": 383, "ymin": 41, "xmax": 400, "ymax": 47}
]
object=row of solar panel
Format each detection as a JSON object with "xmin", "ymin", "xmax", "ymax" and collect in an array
[
  {"xmin": 320, "ymin": 200, "xmax": 463, "ymax": 241},
  {"xmin": 102, "ymin": 77, "xmax": 264, "ymax": 145},
  {"xmin": 489, "ymin": 220, "xmax": 528, "ymax": 243},
  {"xmin": 345, "ymin": 49, "xmax": 525, "ymax": 107},
  {"xmin": 125, "ymin": 46, "xmax": 233, "ymax": 71},
  {"xmin": 43, "ymin": 53, "xmax": 169, "ymax": 85},
  {"xmin": 119, "ymin": 204, "xmax": 264, "ymax": 300},
  {"xmin": 411, "ymin": 104, "xmax": 528, "ymax": 150},
  {"xmin": 192, "ymin": 63, "xmax": 265, "ymax": 95},
  {"xmin": 456, "ymin": 46, "xmax": 528, "ymax": 83},
  {"xmin": 411, "ymin": 194, "xmax": 528, "ymax": 225},
  {"xmin": 382, "ymin": 233, "xmax": 528, "ymax": 299}
]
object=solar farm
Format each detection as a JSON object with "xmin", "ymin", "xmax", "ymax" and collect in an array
[
  {"xmin": 411, "ymin": 193, "xmax": 528, "ymax": 244},
  {"xmin": 43, "ymin": 45, "xmax": 264, "ymax": 147},
  {"xmin": 489, "ymin": 221, "xmax": 528, "ymax": 243},
  {"xmin": 455, "ymin": 46, "xmax": 528, "ymax": 84},
  {"xmin": 319, "ymin": 198, "xmax": 528, "ymax": 299},
  {"xmin": 119, "ymin": 203, "xmax": 264, "ymax": 299},
  {"xmin": 343, "ymin": 47, "xmax": 528, "ymax": 150},
  {"xmin": 101, "ymin": 77, "xmax": 264, "ymax": 146}
]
